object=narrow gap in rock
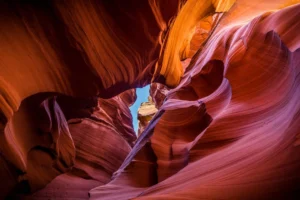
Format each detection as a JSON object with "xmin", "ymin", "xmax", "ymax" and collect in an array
[{"xmin": 129, "ymin": 85, "xmax": 150, "ymax": 135}]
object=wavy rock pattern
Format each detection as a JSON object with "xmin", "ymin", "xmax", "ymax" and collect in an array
[
  {"xmin": 150, "ymin": 83, "xmax": 169, "ymax": 109},
  {"xmin": 1, "ymin": 0, "xmax": 300, "ymax": 199},
  {"xmin": 90, "ymin": 3, "xmax": 300, "ymax": 200},
  {"xmin": 4, "ymin": 90, "xmax": 136, "ymax": 199}
]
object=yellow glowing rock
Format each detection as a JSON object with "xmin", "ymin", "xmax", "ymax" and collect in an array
[{"xmin": 155, "ymin": 0, "xmax": 235, "ymax": 87}]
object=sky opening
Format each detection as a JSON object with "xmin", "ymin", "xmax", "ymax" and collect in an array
[{"xmin": 129, "ymin": 85, "xmax": 150, "ymax": 134}]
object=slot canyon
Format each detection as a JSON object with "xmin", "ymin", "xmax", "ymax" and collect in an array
[{"xmin": 1, "ymin": 0, "xmax": 300, "ymax": 199}]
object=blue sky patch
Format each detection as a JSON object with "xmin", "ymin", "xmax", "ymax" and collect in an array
[{"xmin": 129, "ymin": 85, "xmax": 150, "ymax": 133}]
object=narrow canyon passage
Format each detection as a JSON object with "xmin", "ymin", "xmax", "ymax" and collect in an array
[
  {"xmin": 1, "ymin": 0, "xmax": 300, "ymax": 199},
  {"xmin": 129, "ymin": 85, "xmax": 151, "ymax": 134}
]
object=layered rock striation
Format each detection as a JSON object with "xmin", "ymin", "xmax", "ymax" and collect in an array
[
  {"xmin": 90, "ymin": 2, "xmax": 300, "ymax": 199},
  {"xmin": 1, "ymin": 0, "xmax": 300, "ymax": 199}
]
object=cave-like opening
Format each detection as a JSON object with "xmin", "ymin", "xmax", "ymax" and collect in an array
[{"xmin": 129, "ymin": 85, "xmax": 150, "ymax": 134}]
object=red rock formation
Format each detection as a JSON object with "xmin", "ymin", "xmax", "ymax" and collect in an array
[
  {"xmin": 1, "ymin": 0, "xmax": 300, "ymax": 199},
  {"xmin": 0, "ymin": 0, "xmax": 178, "ymax": 197},
  {"xmin": 90, "ymin": 3, "xmax": 300, "ymax": 200},
  {"xmin": 5, "ymin": 89, "xmax": 136, "ymax": 199},
  {"xmin": 150, "ymin": 83, "xmax": 169, "ymax": 109},
  {"xmin": 0, "ymin": 0, "xmax": 181, "ymax": 122}
]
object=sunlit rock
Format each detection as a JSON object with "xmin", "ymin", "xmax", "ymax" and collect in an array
[
  {"xmin": 137, "ymin": 97, "xmax": 158, "ymax": 136},
  {"xmin": 1, "ymin": 0, "xmax": 300, "ymax": 199}
]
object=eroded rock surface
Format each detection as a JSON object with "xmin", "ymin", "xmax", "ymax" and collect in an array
[
  {"xmin": 1, "ymin": 0, "xmax": 300, "ymax": 199},
  {"xmin": 137, "ymin": 97, "xmax": 158, "ymax": 136},
  {"xmin": 91, "ymin": 3, "xmax": 300, "ymax": 200},
  {"xmin": 4, "ymin": 90, "xmax": 136, "ymax": 199}
]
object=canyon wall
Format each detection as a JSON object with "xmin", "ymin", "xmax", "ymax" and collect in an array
[{"xmin": 1, "ymin": 0, "xmax": 300, "ymax": 199}]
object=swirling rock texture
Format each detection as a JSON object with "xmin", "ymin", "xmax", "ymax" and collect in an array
[
  {"xmin": 150, "ymin": 83, "xmax": 169, "ymax": 109},
  {"xmin": 1, "ymin": 0, "xmax": 300, "ymax": 199},
  {"xmin": 4, "ymin": 89, "xmax": 137, "ymax": 199}
]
